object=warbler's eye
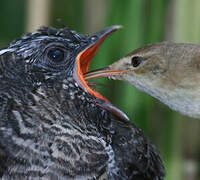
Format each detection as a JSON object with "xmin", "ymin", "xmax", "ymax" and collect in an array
[
  {"xmin": 131, "ymin": 56, "xmax": 143, "ymax": 67},
  {"xmin": 47, "ymin": 48, "xmax": 65, "ymax": 63}
]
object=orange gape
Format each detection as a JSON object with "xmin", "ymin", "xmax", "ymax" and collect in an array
[{"xmin": 77, "ymin": 36, "xmax": 109, "ymax": 102}]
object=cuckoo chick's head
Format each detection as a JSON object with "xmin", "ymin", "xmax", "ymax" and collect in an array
[
  {"xmin": 2, "ymin": 26, "xmax": 121, "ymax": 101},
  {"xmin": 0, "ymin": 26, "xmax": 128, "ymax": 120}
]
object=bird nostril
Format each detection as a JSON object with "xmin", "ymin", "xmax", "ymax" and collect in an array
[{"xmin": 90, "ymin": 35, "xmax": 98, "ymax": 41}]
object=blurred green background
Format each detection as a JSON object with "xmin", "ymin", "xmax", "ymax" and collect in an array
[{"xmin": 0, "ymin": 0, "xmax": 200, "ymax": 179}]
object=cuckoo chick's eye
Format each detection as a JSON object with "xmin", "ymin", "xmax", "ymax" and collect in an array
[
  {"xmin": 47, "ymin": 48, "xmax": 65, "ymax": 63},
  {"xmin": 131, "ymin": 56, "xmax": 143, "ymax": 67}
]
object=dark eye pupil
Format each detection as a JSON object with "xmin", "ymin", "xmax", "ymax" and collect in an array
[
  {"xmin": 131, "ymin": 56, "xmax": 142, "ymax": 67},
  {"xmin": 48, "ymin": 49, "xmax": 64, "ymax": 62}
]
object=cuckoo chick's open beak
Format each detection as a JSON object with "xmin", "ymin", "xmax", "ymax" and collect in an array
[
  {"xmin": 74, "ymin": 25, "xmax": 122, "ymax": 102},
  {"xmin": 74, "ymin": 25, "xmax": 130, "ymax": 121}
]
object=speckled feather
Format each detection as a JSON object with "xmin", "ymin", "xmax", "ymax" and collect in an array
[{"xmin": 0, "ymin": 27, "xmax": 165, "ymax": 180}]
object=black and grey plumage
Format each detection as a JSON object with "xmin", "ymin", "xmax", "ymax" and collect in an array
[{"xmin": 0, "ymin": 25, "xmax": 165, "ymax": 180}]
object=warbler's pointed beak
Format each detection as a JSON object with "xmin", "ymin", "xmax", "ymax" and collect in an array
[
  {"xmin": 74, "ymin": 25, "xmax": 122, "ymax": 102},
  {"xmin": 84, "ymin": 67, "xmax": 131, "ymax": 81}
]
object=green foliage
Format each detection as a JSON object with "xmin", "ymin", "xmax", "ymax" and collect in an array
[{"xmin": 0, "ymin": 0, "xmax": 26, "ymax": 45}]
